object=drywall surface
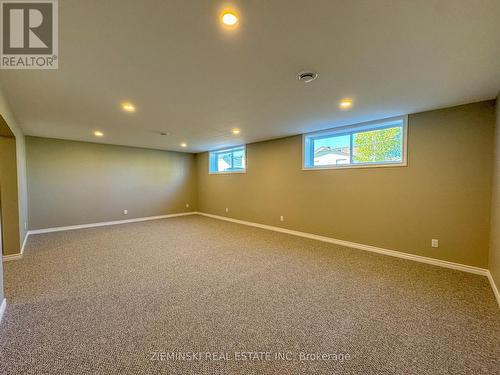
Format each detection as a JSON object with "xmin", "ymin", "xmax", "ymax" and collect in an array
[
  {"xmin": 197, "ymin": 101, "xmax": 495, "ymax": 267},
  {"xmin": 26, "ymin": 137, "xmax": 197, "ymax": 229}
]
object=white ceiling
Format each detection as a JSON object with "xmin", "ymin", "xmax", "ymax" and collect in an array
[{"xmin": 0, "ymin": 0, "xmax": 499, "ymax": 153}]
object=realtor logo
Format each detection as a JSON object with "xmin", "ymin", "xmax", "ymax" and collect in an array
[{"xmin": 0, "ymin": 0, "xmax": 58, "ymax": 69}]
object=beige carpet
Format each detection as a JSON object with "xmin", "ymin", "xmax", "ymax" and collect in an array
[{"xmin": 0, "ymin": 215, "xmax": 498, "ymax": 374}]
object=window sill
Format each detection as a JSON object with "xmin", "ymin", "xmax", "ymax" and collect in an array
[
  {"xmin": 302, "ymin": 162, "xmax": 407, "ymax": 171},
  {"xmin": 209, "ymin": 171, "xmax": 247, "ymax": 175}
]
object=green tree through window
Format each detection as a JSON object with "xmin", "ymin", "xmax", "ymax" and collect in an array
[{"xmin": 352, "ymin": 127, "xmax": 402, "ymax": 163}]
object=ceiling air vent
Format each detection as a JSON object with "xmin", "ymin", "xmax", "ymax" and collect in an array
[{"xmin": 296, "ymin": 71, "xmax": 318, "ymax": 83}]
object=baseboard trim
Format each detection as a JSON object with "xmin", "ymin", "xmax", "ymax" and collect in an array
[
  {"xmin": 2, "ymin": 232, "xmax": 28, "ymax": 262},
  {"xmin": 3, "ymin": 212, "xmax": 197, "ymax": 261},
  {"xmin": 0, "ymin": 298, "xmax": 6, "ymax": 323},
  {"xmin": 21, "ymin": 232, "xmax": 28, "ymax": 254},
  {"xmin": 486, "ymin": 271, "xmax": 500, "ymax": 307},
  {"xmin": 2, "ymin": 253, "xmax": 23, "ymax": 262},
  {"xmin": 1, "ymin": 211, "xmax": 496, "ymax": 306},
  {"xmin": 28, "ymin": 212, "xmax": 197, "ymax": 235},
  {"xmin": 196, "ymin": 212, "xmax": 489, "ymax": 277}
]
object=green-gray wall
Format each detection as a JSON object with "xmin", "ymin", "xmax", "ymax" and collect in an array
[
  {"xmin": 196, "ymin": 101, "xmax": 495, "ymax": 268},
  {"xmin": 26, "ymin": 137, "xmax": 197, "ymax": 231},
  {"xmin": 490, "ymin": 94, "xmax": 500, "ymax": 291}
]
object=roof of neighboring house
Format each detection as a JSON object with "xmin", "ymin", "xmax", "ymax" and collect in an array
[{"xmin": 314, "ymin": 146, "xmax": 349, "ymax": 158}]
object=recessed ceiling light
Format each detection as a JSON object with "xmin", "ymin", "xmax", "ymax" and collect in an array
[
  {"xmin": 94, "ymin": 131, "xmax": 104, "ymax": 137},
  {"xmin": 180, "ymin": 142, "xmax": 187, "ymax": 148},
  {"xmin": 221, "ymin": 11, "xmax": 238, "ymax": 26},
  {"xmin": 232, "ymin": 128, "xmax": 241, "ymax": 135},
  {"xmin": 339, "ymin": 98, "xmax": 353, "ymax": 110},
  {"xmin": 121, "ymin": 102, "xmax": 136, "ymax": 112}
]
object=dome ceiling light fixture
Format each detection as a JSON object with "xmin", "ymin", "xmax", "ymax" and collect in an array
[{"xmin": 296, "ymin": 71, "xmax": 318, "ymax": 83}]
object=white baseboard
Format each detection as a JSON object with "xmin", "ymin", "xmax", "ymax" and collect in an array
[
  {"xmin": 21, "ymin": 231, "xmax": 28, "ymax": 253},
  {"xmin": 2, "ymin": 210, "xmax": 496, "ymax": 306},
  {"xmin": 486, "ymin": 271, "xmax": 500, "ymax": 307},
  {"xmin": 0, "ymin": 298, "xmax": 6, "ymax": 323},
  {"xmin": 196, "ymin": 212, "xmax": 489, "ymax": 277},
  {"xmin": 2, "ymin": 232, "xmax": 27, "ymax": 262},
  {"xmin": 3, "ymin": 212, "xmax": 197, "ymax": 261},
  {"xmin": 28, "ymin": 212, "xmax": 197, "ymax": 235},
  {"xmin": 2, "ymin": 253, "xmax": 23, "ymax": 262}
]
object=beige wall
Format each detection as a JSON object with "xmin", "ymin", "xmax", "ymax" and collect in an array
[
  {"xmin": 0, "ymin": 136, "xmax": 21, "ymax": 256},
  {"xmin": 26, "ymin": 137, "xmax": 197, "ymax": 230},
  {"xmin": 0, "ymin": 84, "xmax": 28, "ymax": 299},
  {"xmin": 0, "ymin": 234, "xmax": 2, "ymax": 301},
  {"xmin": 0, "ymin": 95, "xmax": 28, "ymax": 250},
  {"xmin": 197, "ymin": 101, "xmax": 495, "ymax": 268},
  {"xmin": 489, "ymin": 95, "xmax": 500, "ymax": 289},
  {"xmin": 0, "ymin": 218, "xmax": 2, "ymax": 300}
]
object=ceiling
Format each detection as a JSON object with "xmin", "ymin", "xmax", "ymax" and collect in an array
[{"xmin": 0, "ymin": 0, "xmax": 499, "ymax": 153}]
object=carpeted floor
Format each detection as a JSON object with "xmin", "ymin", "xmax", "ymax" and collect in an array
[{"xmin": 0, "ymin": 215, "xmax": 498, "ymax": 374}]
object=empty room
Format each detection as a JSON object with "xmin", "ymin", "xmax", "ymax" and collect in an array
[{"xmin": 0, "ymin": 1, "xmax": 499, "ymax": 374}]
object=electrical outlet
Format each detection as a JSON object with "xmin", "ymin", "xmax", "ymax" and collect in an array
[
  {"xmin": 280, "ymin": 215, "xmax": 284, "ymax": 222},
  {"xmin": 225, "ymin": 207, "xmax": 229, "ymax": 213},
  {"xmin": 186, "ymin": 203, "xmax": 190, "ymax": 209},
  {"xmin": 123, "ymin": 210, "xmax": 128, "ymax": 215},
  {"xmin": 24, "ymin": 221, "xmax": 28, "ymax": 230},
  {"xmin": 431, "ymin": 239, "xmax": 439, "ymax": 248}
]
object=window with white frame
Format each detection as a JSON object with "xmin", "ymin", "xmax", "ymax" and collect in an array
[
  {"xmin": 209, "ymin": 146, "xmax": 246, "ymax": 173},
  {"xmin": 303, "ymin": 116, "xmax": 407, "ymax": 169}
]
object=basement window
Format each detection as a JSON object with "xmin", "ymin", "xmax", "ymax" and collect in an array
[
  {"xmin": 209, "ymin": 146, "xmax": 246, "ymax": 174},
  {"xmin": 303, "ymin": 116, "xmax": 407, "ymax": 170}
]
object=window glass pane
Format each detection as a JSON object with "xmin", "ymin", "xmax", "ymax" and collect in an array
[
  {"xmin": 352, "ymin": 126, "xmax": 402, "ymax": 164},
  {"xmin": 209, "ymin": 147, "xmax": 246, "ymax": 173},
  {"xmin": 313, "ymin": 134, "xmax": 350, "ymax": 166},
  {"xmin": 232, "ymin": 149, "xmax": 245, "ymax": 170},
  {"xmin": 217, "ymin": 151, "xmax": 233, "ymax": 172}
]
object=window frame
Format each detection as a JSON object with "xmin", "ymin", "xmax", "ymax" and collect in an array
[
  {"xmin": 208, "ymin": 145, "xmax": 247, "ymax": 175},
  {"xmin": 302, "ymin": 116, "xmax": 408, "ymax": 170}
]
